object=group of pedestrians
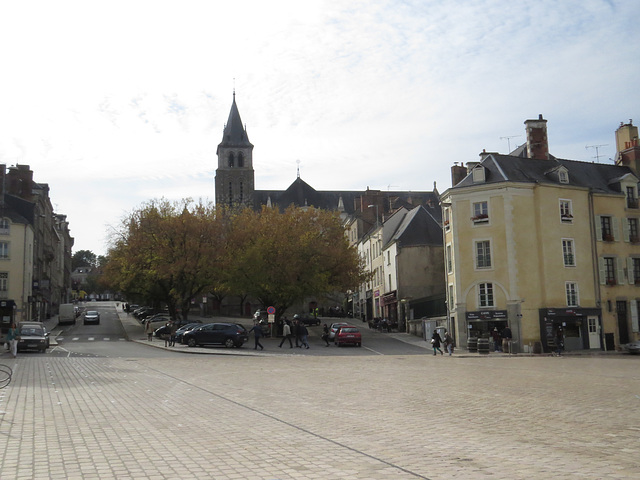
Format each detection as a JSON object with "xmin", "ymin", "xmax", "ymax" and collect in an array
[
  {"xmin": 430, "ymin": 329, "xmax": 454, "ymax": 356},
  {"xmin": 277, "ymin": 315, "xmax": 310, "ymax": 349},
  {"xmin": 490, "ymin": 326, "xmax": 513, "ymax": 353}
]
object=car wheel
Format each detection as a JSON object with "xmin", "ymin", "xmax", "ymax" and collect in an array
[
  {"xmin": 357, "ymin": 342, "xmax": 361, "ymax": 347},
  {"xmin": 224, "ymin": 338, "xmax": 235, "ymax": 348},
  {"xmin": 187, "ymin": 338, "xmax": 197, "ymax": 348}
]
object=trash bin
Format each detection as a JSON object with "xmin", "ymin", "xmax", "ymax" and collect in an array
[{"xmin": 467, "ymin": 337, "xmax": 478, "ymax": 353}]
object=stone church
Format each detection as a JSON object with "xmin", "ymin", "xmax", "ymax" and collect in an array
[{"xmin": 214, "ymin": 93, "xmax": 440, "ymax": 225}]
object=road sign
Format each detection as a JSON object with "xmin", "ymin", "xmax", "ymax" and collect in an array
[{"xmin": 267, "ymin": 306, "xmax": 276, "ymax": 315}]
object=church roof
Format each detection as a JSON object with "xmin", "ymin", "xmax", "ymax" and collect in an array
[{"xmin": 217, "ymin": 94, "xmax": 253, "ymax": 152}]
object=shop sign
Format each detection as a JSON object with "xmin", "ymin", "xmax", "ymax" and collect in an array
[{"xmin": 466, "ymin": 310, "xmax": 508, "ymax": 321}]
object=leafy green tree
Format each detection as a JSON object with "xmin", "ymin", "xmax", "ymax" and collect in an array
[
  {"xmin": 225, "ymin": 206, "xmax": 367, "ymax": 318},
  {"xmin": 103, "ymin": 198, "xmax": 226, "ymax": 320},
  {"xmin": 72, "ymin": 250, "xmax": 97, "ymax": 270}
]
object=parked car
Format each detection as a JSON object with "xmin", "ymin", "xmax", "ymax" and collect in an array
[
  {"xmin": 328, "ymin": 322, "xmax": 349, "ymax": 340},
  {"xmin": 183, "ymin": 323, "xmax": 249, "ymax": 348},
  {"xmin": 298, "ymin": 314, "xmax": 320, "ymax": 326},
  {"xmin": 335, "ymin": 325, "xmax": 362, "ymax": 347},
  {"xmin": 17, "ymin": 322, "xmax": 50, "ymax": 352},
  {"xmin": 174, "ymin": 323, "xmax": 204, "ymax": 344},
  {"xmin": 83, "ymin": 310, "xmax": 100, "ymax": 325},
  {"xmin": 624, "ymin": 340, "xmax": 640, "ymax": 354},
  {"xmin": 154, "ymin": 320, "xmax": 202, "ymax": 339},
  {"xmin": 142, "ymin": 314, "xmax": 171, "ymax": 326},
  {"xmin": 134, "ymin": 306, "xmax": 155, "ymax": 319}
]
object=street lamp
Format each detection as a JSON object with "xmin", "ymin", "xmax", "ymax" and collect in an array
[{"xmin": 368, "ymin": 204, "xmax": 379, "ymax": 225}]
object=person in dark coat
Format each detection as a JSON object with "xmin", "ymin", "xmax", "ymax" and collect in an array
[
  {"xmin": 169, "ymin": 321, "xmax": 178, "ymax": 347},
  {"xmin": 491, "ymin": 327, "xmax": 502, "ymax": 352},
  {"xmin": 293, "ymin": 315, "xmax": 302, "ymax": 347},
  {"xmin": 321, "ymin": 323, "xmax": 330, "ymax": 346},
  {"xmin": 443, "ymin": 330, "xmax": 454, "ymax": 356},
  {"xmin": 501, "ymin": 326, "xmax": 513, "ymax": 353},
  {"xmin": 431, "ymin": 330, "xmax": 443, "ymax": 355},
  {"xmin": 299, "ymin": 323, "xmax": 310, "ymax": 349},
  {"xmin": 249, "ymin": 321, "xmax": 264, "ymax": 350}
]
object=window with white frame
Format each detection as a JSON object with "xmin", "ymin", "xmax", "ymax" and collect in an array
[
  {"xmin": 478, "ymin": 282, "xmax": 494, "ymax": 307},
  {"xmin": 446, "ymin": 244, "xmax": 453, "ymax": 273},
  {"xmin": 444, "ymin": 208, "xmax": 451, "ymax": 230},
  {"xmin": 628, "ymin": 218, "xmax": 639, "ymax": 243},
  {"xmin": 565, "ymin": 282, "xmax": 578, "ymax": 307},
  {"xmin": 558, "ymin": 169, "xmax": 569, "ymax": 184},
  {"xmin": 0, "ymin": 272, "xmax": 7, "ymax": 293},
  {"xmin": 472, "ymin": 201, "xmax": 489, "ymax": 223},
  {"xmin": 559, "ymin": 199, "xmax": 573, "ymax": 223},
  {"xmin": 0, "ymin": 218, "xmax": 8, "ymax": 235},
  {"xmin": 562, "ymin": 239, "xmax": 575, "ymax": 267},
  {"xmin": 0, "ymin": 242, "xmax": 8, "ymax": 259},
  {"xmin": 475, "ymin": 240, "xmax": 491, "ymax": 269}
]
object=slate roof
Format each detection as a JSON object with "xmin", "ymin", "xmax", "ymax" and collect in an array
[
  {"xmin": 453, "ymin": 154, "xmax": 637, "ymax": 194},
  {"xmin": 387, "ymin": 204, "xmax": 443, "ymax": 248},
  {"xmin": 217, "ymin": 94, "xmax": 253, "ymax": 152},
  {"xmin": 254, "ymin": 177, "xmax": 440, "ymax": 215}
]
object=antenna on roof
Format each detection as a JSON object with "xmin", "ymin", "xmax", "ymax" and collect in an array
[
  {"xmin": 500, "ymin": 135, "xmax": 521, "ymax": 153},
  {"xmin": 387, "ymin": 184, "xmax": 399, "ymax": 191},
  {"xmin": 296, "ymin": 159, "xmax": 301, "ymax": 179},
  {"xmin": 586, "ymin": 144, "xmax": 608, "ymax": 163}
]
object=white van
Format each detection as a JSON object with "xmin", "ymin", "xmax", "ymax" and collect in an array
[{"xmin": 58, "ymin": 303, "xmax": 77, "ymax": 326}]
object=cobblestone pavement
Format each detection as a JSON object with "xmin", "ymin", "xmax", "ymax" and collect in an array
[{"xmin": 1, "ymin": 342, "xmax": 639, "ymax": 479}]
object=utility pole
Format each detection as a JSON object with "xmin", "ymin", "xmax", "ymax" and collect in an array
[{"xmin": 585, "ymin": 144, "xmax": 608, "ymax": 163}]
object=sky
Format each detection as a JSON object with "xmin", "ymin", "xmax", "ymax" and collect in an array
[{"xmin": 0, "ymin": 0, "xmax": 639, "ymax": 257}]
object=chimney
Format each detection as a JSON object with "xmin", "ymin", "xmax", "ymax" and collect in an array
[
  {"xmin": 479, "ymin": 149, "xmax": 498, "ymax": 161},
  {"xmin": 615, "ymin": 119, "xmax": 640, "ymax": 174},
  {"xmin": 524, "ymin": 114, "xmax": 549, "ymax": 160},
  {"xmin": 451, "ymin": 164, "xmax": 467, "ymax": 187}
]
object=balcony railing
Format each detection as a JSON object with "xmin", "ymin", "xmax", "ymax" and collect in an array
[
  {"xmin": 606, "ymin": 278, "xmax": 617, "ymax": 286},
  {"xmin": 560, "ymin": 214, "xmax": 573, "ymax": 222},
  {"xmin": 627, "ymin": 198, "xmax": 639, "ymax": 209},
  {"xmin": 471, "ymin": 213, "xmax": 489, "ymax": 223},
  {"xmin": 631, "ymin": 235, "xmax": 640, "ymax": 243},
  {"xmin": 603, "ymin": 233, "xmax": 615, "ymax": 242}
]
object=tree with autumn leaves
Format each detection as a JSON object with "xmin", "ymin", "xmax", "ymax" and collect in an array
[{"xmin": 102, "ymin": 199, "xmax": 367, "ymax": 320}]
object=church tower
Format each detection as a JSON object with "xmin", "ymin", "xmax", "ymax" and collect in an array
[{"xmin": 215, "ymin": 92, "xmax": 255, "ymax": 208}]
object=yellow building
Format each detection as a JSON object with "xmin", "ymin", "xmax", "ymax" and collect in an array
[{"xmin": 441, "ymin": 116, "xmax": 640, "ymax": 353}]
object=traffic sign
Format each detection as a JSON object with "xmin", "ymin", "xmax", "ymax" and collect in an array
[{"xmin": 267, "ymin": 306, "xmax": 276, "ymax": 315}]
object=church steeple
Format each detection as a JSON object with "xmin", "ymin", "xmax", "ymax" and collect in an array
[{"xmin": 215, "ymin": 93, "xmax": 255, "ymax": 208}]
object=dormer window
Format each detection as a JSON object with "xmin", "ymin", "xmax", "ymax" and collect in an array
[
  {"xmin": 472, "ymin": 166, "xmax": 485, "ymax": 183},
  {"xmin": 558, "ymin": 168, "xmax": 569, "ymax": 184}
]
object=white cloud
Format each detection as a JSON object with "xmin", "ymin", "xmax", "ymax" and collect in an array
[{"xmin": 0, "ymin": 0, "xmax": 638, "ymax": 255}]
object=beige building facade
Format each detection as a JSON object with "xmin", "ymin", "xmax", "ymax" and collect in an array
[{"xmin": 442, "ymin": 116, "xmax": 640, "ymax": 353}]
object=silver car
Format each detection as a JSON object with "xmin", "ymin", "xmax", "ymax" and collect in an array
[
  {"xmin": 624, "ymin": 340, "xmax": 640, "ymax": 354},
  {"xmin": 83, "ymin": 310, "xmax": 100, "ymax": 325}
]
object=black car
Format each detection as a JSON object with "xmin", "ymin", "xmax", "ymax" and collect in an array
[
  {"xmin": 17, "ymin": 322, "xmax": 50, "ymax": 353},
  {"xmin": 183, "ymin": 323, "xmax": 249, "ymax": 348},
  {"xmin": 154, "ymin": 320, "xmax": 202, "ymax": 339},
  {"xmin": 298, "ymin": 314, "xmax": 320, "ymax": 326}
]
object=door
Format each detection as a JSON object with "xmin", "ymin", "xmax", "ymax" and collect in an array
[
  {"xmin": 587, "ymin": 316, "xmax": 600, "ymax": 349},
  {"xmin": 617, "ymin": 301, "xmax": 630, "ymax": 345}
]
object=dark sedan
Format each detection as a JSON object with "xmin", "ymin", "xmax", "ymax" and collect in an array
[
  {"xmin": 183, "ymin": 323, "xmax": 248, "ymax": 348},
  {"xmin": 17, "ymin": 322, "xmax": 50, "ymax": 352}
]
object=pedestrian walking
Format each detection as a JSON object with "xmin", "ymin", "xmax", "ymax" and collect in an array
[
  {"xmin": 299, "ymin": 323, "xmax": 310, "ymax": 349},
  {"xmin": 321, "ymin": 323, "xmax": 330, "ymax": 346},
  {"xmin": 431, "ymin": 330, "xmax": 443, "ymax": 355},
  {"xmin": 501, "ymin": 326, "xmax": 513, "ymax": 353},
  {"xmin": 293, "ymin": 315, "xmax": 302, "ymax": 347},
  {"xmin": 554, "ymin": 327, "xmax": 564, "ymax": 356},
  {"xmin": 169, "ymin": 321, "xmax": 178, "ymax": 347},
  {"xmin": 249, "ymin": 321, "xmax": 264, "ymax": 350},
  {"xmin": 491, "ymin": 327, "xmax": 502, "ymax": 352},
  {"xmin": 279, "ymin": 320, "xmax": 293, "ymax": 348},
  {"xmin": 163, "ymin": 321, "xmax": 172, "ymax": 347},
  {"xmin": 6, "ymin": 322, "xmax": 18, "ymax": 358},
  {"xmin": 145, "ymin": 318, "xmax": 154, "ymax": 341},
  {"xmin": 443, "ymin": 330, "xmax": 454, "ymax": 356}
]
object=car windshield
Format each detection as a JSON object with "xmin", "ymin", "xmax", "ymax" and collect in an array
[
  {"xmin": 87, "ymin": 311, "xmax": 98, "ymax": 316},
  {"xmin": 20, "ymin": 326, "xmax": 44, "ymax": 335},
  {"xmin": 341, "ymin": 328, "xmax": 358, "ymax": 333}
]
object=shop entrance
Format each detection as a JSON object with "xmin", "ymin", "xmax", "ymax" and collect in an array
[{"xmin": 587, "ymin": 316, "xmax": 600, "ymax": 349}]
